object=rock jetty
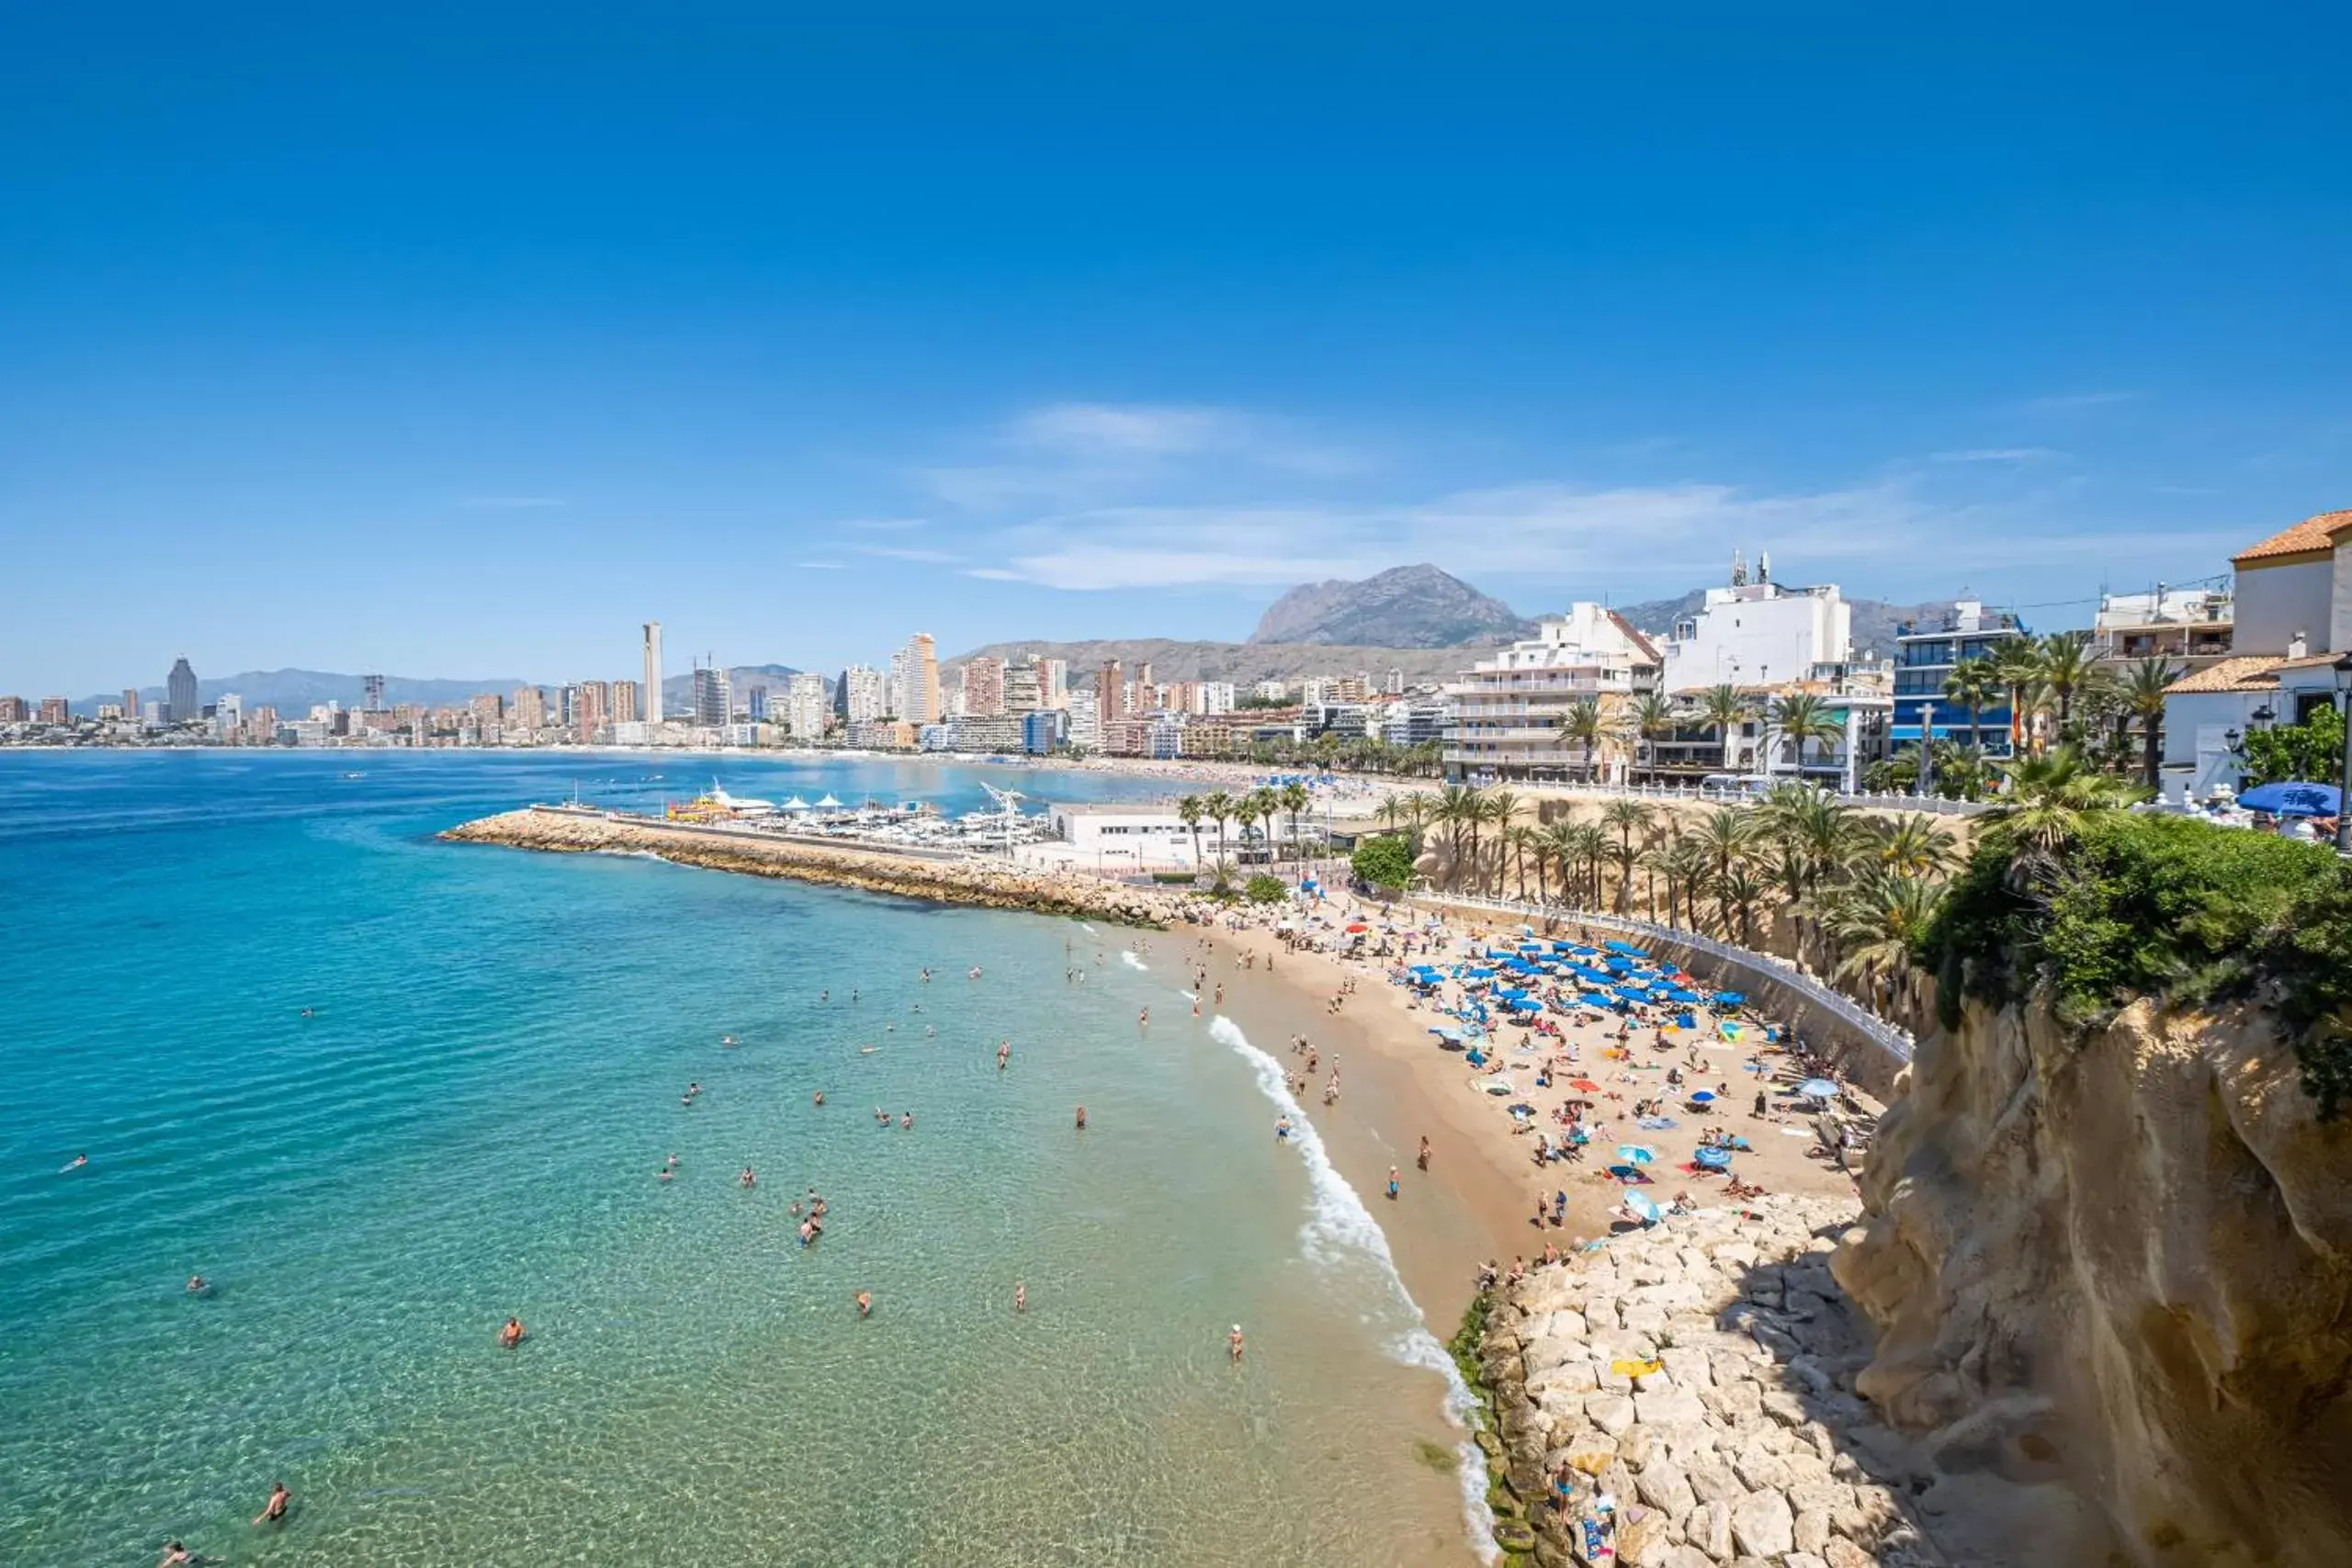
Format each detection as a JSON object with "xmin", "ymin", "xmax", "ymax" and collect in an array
[
  {"xmin": 1474, "ymin": 1193, "xmax": 1972, "ymax": 1568},
  {"xmin": 441, "ymin": 807, "xmax": 1175, "ymax": 927}
]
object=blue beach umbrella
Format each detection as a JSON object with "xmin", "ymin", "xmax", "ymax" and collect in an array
[
  {"xmin": 1796, "ymin": 1077, "xmax": 1838, "ymax": 1100},
  {"xmin": 1623, "ymin": 1190, "xmax": 1664, "ymax": 1223},
  {"xmin": 1614, "ymin": 1144, "xmax": 1657, "ymax": 1165},
  {"xmin": 1690, "ymin": 1089, "xmax": 1717, "ymax": 1103},
  {"xmin": 1713, "ymin": 991, "xmax": 1745, "ymax": 1006},
  {"xmin": 2237, "ymin": 781, "xmax": 2342, "ymax": 817}
]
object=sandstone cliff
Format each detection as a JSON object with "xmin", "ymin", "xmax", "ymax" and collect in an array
[{"xmin": 1834, "ymin": 993, "xmax": 2352, "ymax": 1567}]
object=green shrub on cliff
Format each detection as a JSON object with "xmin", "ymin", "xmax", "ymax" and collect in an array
[
  {"xmin": 1918, "ymin": 810, "xmax": 2352, "ymax": 1116},
  {"xmin": 1243, "ymin": 874, "xmax": 1287, "ymax": 904}
]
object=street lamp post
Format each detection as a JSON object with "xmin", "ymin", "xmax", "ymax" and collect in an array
[{"xmin": 2335, "ymin": 655, "xmax": 2352, "ymax": 854}]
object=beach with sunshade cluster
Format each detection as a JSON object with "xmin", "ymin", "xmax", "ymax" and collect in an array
[{"xmin": 1168, "ymin": 888, "xmax": 1882, "ymax": 1320}]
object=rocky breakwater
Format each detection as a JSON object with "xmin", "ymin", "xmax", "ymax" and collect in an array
[
  {"xmin": 440, "ymin": 807, "xmax": 1174, "ymax": 927},
  {"xmin": 1833, "ymin": 992, "xmax": 2352, "ymax": 1568},
  {"xmin": 1475, "ymin": 1192, "xmax": 1973, "ymax": 1568}
]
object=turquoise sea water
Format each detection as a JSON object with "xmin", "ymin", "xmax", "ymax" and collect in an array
[{"xmin": 0, "ymin": 752, "xmax": 1479, "ymax": 1567}]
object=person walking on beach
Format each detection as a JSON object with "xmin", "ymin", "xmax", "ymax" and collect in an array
[
  {"xmin": 1418, "ymin": 1135, "xmax": 1432, "ymax": 1171},
  {"xmin": 254, "ymin": 1482, "xmax": 289, "ymax": 1527},
  {"xmin": 1228, "ymin": 1325, "xmax": 1246, "ymax": 1363}
]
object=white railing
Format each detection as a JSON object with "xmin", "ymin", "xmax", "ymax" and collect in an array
[{"xmin": 1419, "ymin": 892, "xmax": 1916, "ymax": 1066}]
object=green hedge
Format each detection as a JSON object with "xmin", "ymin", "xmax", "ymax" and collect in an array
[{"xmin": 1917, "ymin": 811, "xmax": 2352, "ymax": 1116}]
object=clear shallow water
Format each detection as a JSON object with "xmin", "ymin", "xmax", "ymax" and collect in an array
[{"xmin": 0, "ymin": 752, "xmax": 1474, "ymax": 1567}]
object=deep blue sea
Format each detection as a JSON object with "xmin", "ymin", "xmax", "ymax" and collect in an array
[{"xmin": 0, "ymin": 751, "xmax": 1477, "ymax": 1567}]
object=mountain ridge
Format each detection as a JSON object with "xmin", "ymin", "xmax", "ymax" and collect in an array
[{"xmin": 1249, "ymin": 563, "xmax": 1533, "ymax": 648}]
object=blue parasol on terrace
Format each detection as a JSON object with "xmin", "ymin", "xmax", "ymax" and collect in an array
[{"xmin": 2237, "ymin": 781, "xmax": 2342, "ymax": 818}]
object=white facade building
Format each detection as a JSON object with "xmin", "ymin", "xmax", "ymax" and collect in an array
[
  {"xmin": 1066, "ymin": 689, "xmax": 1101, "ymax": 750},
  {"xmin": 1659, "ymin": 566, "xmax": 1853, "ymax": 694},
  {"xmin": 1048, "ymin": 802, "xmax": 1198, "ymax": 869},
  {"xmin": 786, "ymin": 671, "xmax": 829, "ymax": 740},
  {"xmin": 1444, "ymin": 604, "xmax": 1662, "ymax": 780},
  {"xmin": 842, "ymin": 664, "xmax": 886, "ymax": 724}
]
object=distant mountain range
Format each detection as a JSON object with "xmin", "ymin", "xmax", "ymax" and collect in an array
[
  {"xmin": 658, "ymin": 664, "xmax": 809, "ymax": 709},
  {"xmin": 73, "ymin": 665, "xmax": 812, "ymax": 717},
  {"xmin": 1249, "ymin": 564, "xmax": 1532, "ymax": 648}
]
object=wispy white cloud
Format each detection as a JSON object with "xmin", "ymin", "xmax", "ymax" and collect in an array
[
  {"xmin": 1930, "ymin": 447, "xmax": 2064, "ymax": 464},
  {"xmin": 842, "ymin": 517, "xmax": 929, "ymax": 532},
  {"xmin": 1011, "ymin": 402, "xmax": 1240, "ymax": 457},
  {"xmin": 458, "ymin": 494, "xmax": 565, "ymax": 509},
  {"xmin": 2016, "ymin": 390, "xmax": 2140, "ymax": 413},
  {"xmin": 962, "ymin": 567, "xmax": 1023, "ymax": 581},
  {"xmin": 856, "ymin": 545, "xmax": 963, "ymax": 565},
  {"xmin": 797, "ymin": 560, "xmax": 847, "ymax": 570}
]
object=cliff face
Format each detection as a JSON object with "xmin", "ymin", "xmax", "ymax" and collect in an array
[{"xmin": 1833, "ymin": 993, "xmax": 2352, "ymax": 1567}]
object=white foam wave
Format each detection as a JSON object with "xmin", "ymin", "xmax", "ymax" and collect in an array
[
  {"xmin": 1120, "ymin": 951, "xmax": 1148, "ymax": 972},
  {"xmin": 1205, "ymin": 1015, "xmax": 1498, "ymax": 1562}
]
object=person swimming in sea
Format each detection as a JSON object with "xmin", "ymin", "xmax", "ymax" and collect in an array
[
  {"xmin": 61, "ymin": 1153, "xmax": 87, "ymax": 1173},
  {"xmin": 739, "ymin": 1167, "xmax": 756, "ymax": 1189},
  {"xmin": 899, "ymin": 1111, "xmax": 914, "ymax": 1131},
  {"xmin": 812, "ymin": 1091, "xmax": 826, "ymax": 1106},
  {"xmin": 500, "ymin": 1317, "xmax": 525, "ymax": 1348},
  {"xmin": 1014, "ymin": 1281, "xmax": 1026, "ymax": 1314},
  {"xmin": 253, "ymin": 1482, "xmax": 289, "ymax": 1527},
  {"xmin": 159, "ymin": 1540, "xmax": 192, "ymax": 1565},
  {"xmin": 855, "ymin": 1291, "xmax": 873, "ymax": 1317},
  {"xmin": 1228, "ymin": 1325, "xmax": 1245, "ymax": 1363},
  {"xmin": 967, "ymin": 965, "xmax": 982, "ymax": 980},
  {"xmin": 1074, "ymin": 1105, "xmax": 1087, "ymax": 1130},
  {"xmin": 187, "ymin": 1274, "xmax": 209, "ymax": 1295},
  {"xmin": 996, "ymin": 1041, "xmax": 1011, "ymax": 1070}
]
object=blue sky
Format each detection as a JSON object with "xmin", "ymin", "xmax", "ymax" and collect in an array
[{"xmin": 4, "ymin": 4, "xmax": 2348, "ymax": 694}]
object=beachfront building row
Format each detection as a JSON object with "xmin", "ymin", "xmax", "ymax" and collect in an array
[{"xmin": 1443, "ymin": 570, "xmax": 1895, "ymax": 788}]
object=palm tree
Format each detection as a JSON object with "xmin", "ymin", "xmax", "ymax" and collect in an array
[
  {"xmin": 1826, "ymin": 868, "xmax": 1945, "ymax": 985},
  {"xmin": 1714, "ymin": 865, "xmax": 1767, "ymax": 946},
  {"xmin": 1540, "ymin": 821, "xmax": 1580, "ymax": 907},
  {"xmin": 1599, "ymin": 799, "xmax": 1652, "ymax": 911},
  {"xmin": 1665, "ymin": 835, "xmax": 1713, "ymax": 929},
  {"xmin": 1202, "ymin": 791, "xmax": 1234, "ymax": 859},
  {"xmin": 2124, "ymin": 658, "xmax": 2179, "ymax": 793},
  {"xmin": 1205, "ymin": 855, "xmax": 1238, "ymax": 897},
  {"xmin": 1988, "ymin": 637, "xmax": 2043, "ymax": 756},
  {"xmin": 1558, "ymin": 697, "xmax": 1609, "ymax": 783},
  {"xmin": 1940, "ymin": 658, "xmax": 1996, "ymax": 755},
  {"xmin": 1563, "ymin": 821, "xmax": 1608, "ymax": 907},
  {"xmin": 1247, "ymin": 786, "xmax": 1282, "ymax": 863},
  {"xmin": 1279, "ymin": 781, "xmax": 1312, "ymax": 868},
  {"xmin": 1481, "ymin": 789, "xmax": 1521, "ymax": 894},
  {"xmin": 1177, "ymin": 795, "xmax": 1204, "ymax": 868},
  {"xmin": 2039, "ymin": 631, "xmax": 2095, "ymax": 737},
  {"xmin": 1432, "ymin": 784, "xmax": 1476, "ymax": 883},
  {"xmin": 1233, "ymin": 795, "xmax": 1262, "ymax": 863},
  {"xmin": 1630, "ymin": 693, "xmax": 1678, "ymax": 781},
  {"xmin": 1983, "ymin": 744, "xmax": 2146, "ymax": 860},
  {"xmin": 1697, "ymin": 806, "xmax": 1752, "ymax": 884},
  {"xmin": 1502, "ymin": 823, "xmax": 1540, "ymax": 898},
  {"xmin": 1768, "ymin": 693, "xmax": 1847, "ymax": 782},
  {"xmin": 1865, "ymin": 812, "xmax": 1960, "ymax": 879},
  {"xmin": 1697, "ymin": 683, "xmax": 1752, "ymax": 772}
]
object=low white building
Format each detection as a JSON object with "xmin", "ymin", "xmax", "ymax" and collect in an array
[{"xmin": 1046, "ymin": 802, "xmax": 1200, "ymax": 870}]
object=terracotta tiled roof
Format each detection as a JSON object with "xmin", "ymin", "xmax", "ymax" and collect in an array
[
  {"xmin": 2233, "ymin": 509, "xmax": 2352, "ymax": 564},
  {"xmin": 2162, "ymin": 656, "xmax": 2283, "ymax": 695}
]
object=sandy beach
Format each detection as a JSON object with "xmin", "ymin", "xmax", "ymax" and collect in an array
[{"xmin": 1167, "ymin": 889, "xmax": 1880, "ymax": 1332}]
